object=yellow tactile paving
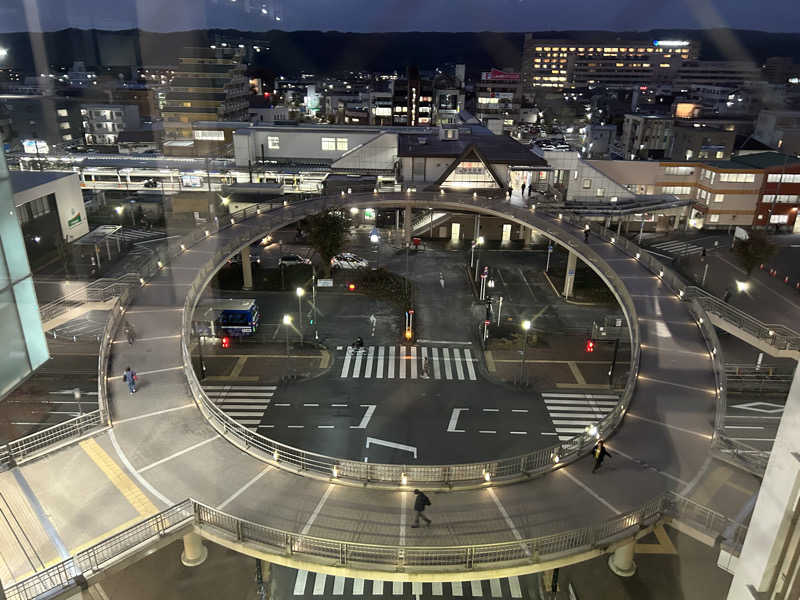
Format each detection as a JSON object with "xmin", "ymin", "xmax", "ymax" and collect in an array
[{"xmin": 79, "ymin": 439, "xmax": 158, "ymax": 518}]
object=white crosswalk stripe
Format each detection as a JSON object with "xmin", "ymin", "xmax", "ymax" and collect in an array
[
  {"xmin": 203, "ymin": 385, "xmax": 276, "ymax": 428},
  {"xmin": 542, "ymin": 392, "xmax": 619, "ymax": 441},
  {"xmin": 339, "ymin": 346, "xmax": 478, "ymax": 381},
  {"xmin": 650, "ymin": 239, "xmax": 705, "ymax": 256},
  {"xmin": 290, "ymin": 569, "xmax": 525, "ymax": 598}
]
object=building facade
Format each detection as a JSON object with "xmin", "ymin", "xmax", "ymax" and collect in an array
[{"xmin": 475, "ymin": 69, "xmax": 521, "ymax": 135}]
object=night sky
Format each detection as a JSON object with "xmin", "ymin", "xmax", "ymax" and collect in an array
[{"xmin": 2, "ymin": 0, "xmax": 800, "ymax": 33}]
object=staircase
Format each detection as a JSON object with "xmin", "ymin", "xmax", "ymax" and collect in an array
[{"xmin": 411, "ymin": 211, "xmax": 450, "ymax": 236}]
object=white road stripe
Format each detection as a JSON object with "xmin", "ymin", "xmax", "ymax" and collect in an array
[
  {"xmin": 431, "ymin": 581, "xmax": 443, "ymax": 596},
  {"xmin": 443, "ymin": 347, "xmax": 453, "ymax": 379},
  {"xmin": 421, "ymin": 346, "xmax": 429, "ymax": 378},
  {"xmin": 388, "ymin": 346, "xmax": 395, "ymax": 378},
  {"xmin": 464, "ymin": 348, "xmax": 477, "ymax": 380},
  {"xmin": 453, "ymin": 348, "xmax": 465, "ymax": 380},
  {"xmin": 138, "ymin": 435, "xmax": 219, "ymax": 473},
  {"xmin": 351, "ymin": 405, "xmax": 376, "ymax": 429},
  {"xmin": 352, "ymin": 579, "xmax": 365, "ymax": 595},
  {"xmin": 452, "ymin": 581, "xmax": 463, "ymax": 596},
  {"xmin": 217, "ymin": 466, "xmax": 271, "ymax": 510},
  {"xmin": 313, "ymin": 572, "xmax": 326, "ymax": 595},
  {"xmin": 365, "ymin": 346, "xmax": 375, "ymax": 378},
  {"xmin": 333, "ymin": 575, "xmax": 345, "ymax": 595},
  {"xmin": 399, "ymin": 346, "xmax": 406, "ymax": 379},
  {"xmin": 352, "ymin": 347, "xmax": 364, "ymax": 378},
  {"xmin": 471, "ymin": 580, "xmax": 483, "ymax": 596},
  {"xmin": 301, "ymin": 484, "xmax": 334, "ymax": 535},
  {"xmin": 372, "ymin": 580, "xmax": 384, "ymax": 595},
  {"xmin": 550, "ymin": 411, "xmax": 611, "ymax": 418},
  {"xmin": 206, "ymin": 392, "xmax": 274, "ymax": 398},
  {"xmin": 392, "ymin": 581, "xmax": 403, "ymax": 595},
  {"xmin": 410, "ymin": 346, "xmax": 418, "ymax": 379},
  {"xmin": 412, "ymin": 582, "xmax": 422, "ymax": 595},
  {"xmin": 431, "ymin": 347, "xmax": 441, "ymax": 379},
  {"xmin": 293, "ymin": 569, "xmax": 308, "ymax": 595},
  {"xmin": 376, "ymin": 346, "xmax": 384, "ymax": 379},
  {"xmin": 544, "ymin": 399, "xmax": 618, "ymax": 406},
  {"xmin": 490, "ymin": 578, "xmax": 502, "ymax": 597},
  {"xmin": 541, "ymin": 393, "xmax": 618, "ymax": 400},
  {"xmin": 508, "ymin": 576, "xmax": 522, "ymax": 598},
  {"xmin": 340, "ymin": 347, "xmax": 353, "ymax": 378},
  {"xmin": 204, "ymin": 385, "xmax": 277, "ymax": 390}
]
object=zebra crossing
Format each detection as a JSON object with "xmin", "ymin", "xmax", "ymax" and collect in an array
[
  {"xmin": 290, "ymin": 569, "xmax": 525, "ymax": 598},
  {"xmin": 202, "ymin": 385, "xmax": 276, "ymax": 428},
  {"xmin": 649, "ymin": 239, "xmax": 705, "ymax": 257},
  {"xmin": 340, "ymin": 346, "xmax": 477, "ymax": 381},
  {"xmin": 542, "ymin": 392, "xmax": 619, "ymax": 441}
]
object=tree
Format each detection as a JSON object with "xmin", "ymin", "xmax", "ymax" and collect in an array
[
  {"xmin": 734, "ymin": 230, "xmax": 777, "ymax": 275},
  {"xmin": 307, "ymin": 211, "xmax": 351, "ymax": 276}
]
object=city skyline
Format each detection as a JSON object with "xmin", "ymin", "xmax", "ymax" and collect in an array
[{"xmin": 2, "ymin": 0, "xmax": 800, "ymax": 33}]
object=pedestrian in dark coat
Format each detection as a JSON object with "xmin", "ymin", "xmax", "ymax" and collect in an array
[
  {"xmin": 592, "ymin": 440, "xmax": 611, "ymax": 473},
  {"xmin": 584, "ymin": 226, "xmax": 590, "ymax": 242},
  {"xmin": 411, "ymin": 489, "xmax": 432, "ymax": 527}
]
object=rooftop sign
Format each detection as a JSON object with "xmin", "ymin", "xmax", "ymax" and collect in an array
[
  {"xmin": 653, "ymin": 40, "xmax": 690, "ymax": 47},
  {"xmin": 481, "ymin": 69, "xmax": 520, "ymax": 82}
]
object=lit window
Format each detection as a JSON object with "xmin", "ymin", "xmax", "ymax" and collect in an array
[
  {"xmin": 336, "ymin": 138, "xmax": 349, "ymax": 151},
  {"xmin": 713, "ymin": 194, "xmax": 724, "ymax": 203},
  {"xmin": 268, "ymin": 136, "xmax": 279, "ymax": 150},
  {"xmin": 770, "ymin": 214, "xmax": 789, "ymax": 224},
  {"xmin": 596, "ymin": 188, "xmax": 605, "ymax": 197},
  {"xmin": 582, "ymin": 178, "xmax": 592, "ymax": 189},
  {"xmin": 59, "ymin": 122, "xmax": 70, "ymax": 130},
  {"xmin": 768, "ymin": 174, "xmax": 781, "ymax": 182},
  {"xmin": 709, "ymin": 214, "xmax": 720, "ymax": 223},
  {"xmin": 57, "ymin": 108, "xmax": 68, "ymax": 117},
  {"xmin": 61, "ymin": 134, "xmax": 72, "ymax": 141}
]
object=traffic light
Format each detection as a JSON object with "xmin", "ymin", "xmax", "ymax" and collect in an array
[
  {"xmin": 404, "ymin": 328, "xmax": 413, "ymax": 340},
  {"xmin": 348, "ymin": 282, "xmax": 356, "ymax": 291},
  {"xmin": 221, "ymin": 336, "xmax": 231, "ymax": 349},
  {"xmin": 585, "ymin": 339, "xmax": 595, "ymax": 353}
]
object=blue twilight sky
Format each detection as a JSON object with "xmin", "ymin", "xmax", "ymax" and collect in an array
[{"xmin": 1, "ymin": 0, "xmax": 800, "ymax": 33}]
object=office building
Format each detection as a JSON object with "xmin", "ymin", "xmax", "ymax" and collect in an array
[
  {"xmin": 670, "ymin": 122, "xmax": 736, "ymax": 161},
  {"xmin": 621, "ymin": 114, "xmax": 673, "ymax": 160},
  {"xmin": 753, "ymin": 109, "xmax": 800, "ymax": 155},
  {"xmin": 392, "ymin": 67, "xmax": 434, "ymax": 126},
  {"xmin": 162, "ymin": 47, "xmax": 249, "ymax": 140},
  {"xmin": 475, "ymin": 69, "xmax": 521, "ymax": 135}
]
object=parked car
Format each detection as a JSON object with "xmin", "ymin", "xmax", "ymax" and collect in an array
[
  {"xmin": 278, "ymin": 254, "xmax": 311, "ymax": 266},
  {"xmin": 331, "ymin": 252, "xmax": 369, "ymax": 270}
]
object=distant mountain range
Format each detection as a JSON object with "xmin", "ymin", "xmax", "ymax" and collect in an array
[{"xmin": 2, "ymin": 28, "xmax": 800, "ymax": 79}]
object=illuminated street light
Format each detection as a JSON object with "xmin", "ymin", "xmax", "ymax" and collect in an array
[
  {"xmin": 736, "ymin": 280, "xmax": 750, "ymax": 293},
  {"xmin": 296, "ymin": 287, "xmax": 305, "ymax": 342},
  {"xmin": 519, "ymin": 320, "xmax": 532, "ymax": 383}
]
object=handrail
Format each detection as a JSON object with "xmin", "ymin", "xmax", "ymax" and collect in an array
[
  {"xmin": 176, "ymin": 192, "xmax": 642, "ymax": 488},
  {"xmin": 2, "ymin": 490, "xmax": 745, "ymax": 600}
]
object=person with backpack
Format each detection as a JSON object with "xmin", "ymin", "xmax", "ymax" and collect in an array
[
  {"xmin": 592, "ymin": 439, "xmax": 611, "ymax": 473},
  {"xmin": 411, "ymin": 489, "xmax": 432, "ymax": 527},
  {"xmin": 123, "ymin": 366, "xmax": 137, "ymax": 395}
]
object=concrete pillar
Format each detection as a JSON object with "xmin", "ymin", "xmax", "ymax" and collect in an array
[
  {"xmin": 728, "ymin": 367, "xmax": 800, "ymax": 599},
  {"xmin": 241, "ymin": 248, "xmax": 253, "ymax": 291},
  {"xmin": 608, "ymin": 540, "xmax": 637, "ymax": 577},
  {"xmin": 180, "ymin": 532, "xmax": 208, "ymax": 567},
  {"xmin": 403, "ymin": 204, "xmax": 413, "ymax": 245},
  {"xmin": 563, "ymin": 251, "xmax": 577, "ymax": 298},
  {"xmin": 616, "ymin": 219, "xmax": 623, "ymax": 236},
  {"xmin": 473, "ymin": 214, "xmax": 481, "ymax": 240}
]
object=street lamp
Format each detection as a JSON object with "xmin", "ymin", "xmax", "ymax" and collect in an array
[
  {"xmin": 370, "ymin": 231, "xmax": 380, "ymax": 269},
  {"xmin": 282, "ymin": 314, "xmax": 292, "ymax": 375},
  {"xmin": 296, "ymin": 287, "xmax": 305, "ymax": 341},
  {"xmin": 519, "ymin": 320, "xmax": 531, "ymax": 383},
  {"xmin": 472, "ymin": 235, "xmax": 485, "ymax": 281}
]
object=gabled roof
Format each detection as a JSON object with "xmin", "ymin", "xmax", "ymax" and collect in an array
[{"xmin": 428, "ymin": 144, "xmax": 506, "ymax": 191}]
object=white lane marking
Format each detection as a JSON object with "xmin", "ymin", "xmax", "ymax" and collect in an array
[
  {"xmin": 287, "ymin": 425, "xmax": 304, "ymax": 429},
  {"xmin": 392, "ymin": 581, "xmax": 403, "ymax": 595},
  {"xmin": 399, "ymin": 345, "xmax": 407, "ymax": 379},
  {"xmin": 108, "ymin": 429, "xmax": 173, "ymax": 505},
  {"xmin": 331, "ymin": 403, "xmax": 348, "ymax": 407},
  {"xmin": 353, "ymin": 579, "xmax": 365, "ymax": 595},
  {"xmin": 317, "ymin": 425, "xmax": 335, "ymax": 429},
  {"xmin": 550, "ymin": 412, "xmax": 609, "ymax": 418},
  {"xmin": 443, "ymin": 347, "xmax": 453, "ymax": 379},
  {"xmin": 725, "ymin": 426, "xmax": 765, "ymax": 430},
  {"xmin": 512, "ymin": 409, "xmax": 528, "ymax": 413},
  {"xmin": 352, "ymin": 347, "xmax": 364, "ymax": 378},
  {"xmin": 108, "ymin": 365, "xmax": 182, "ymax": 380},
  {"xmin": 313, "ymin": 572, "xmax": 326, "ymax": 595},
  {"xmin": 388, "ymin": 346, "xmax": 396, "ymax": 378},
  {"xmin": 510, "ymin": 431, "xmax": 527, "ymax": 435},
  {"xmin": 471, "ymin": 580, "xmax": 483, "ymax": 596},
  {"xmin": 372, "ymin": 580, "xmax": 384, "ymax": 595},
  {"xmin": 333, "ymin": 575, "xmax": 345, "ymax": 595},
  {"xmin": 400, "ymin": 492, "xmax": 407, "ymax": 546},
  {"xmin": 365, "ymin": 346, "xmax": 375, "ymax": 378},
  {"xmin": 453, "ymin": 348, "xmax": 465, "ymax": 380},
  {"xmin": 447, "ymin": 408, "xmax": 467, "ymax": 433},
  {"xmin": 610, "ymin": 445, "xmax": 688, "ymax": 487},
  {"xmin": 114, "ymin": 403, "xmax": 194, "ymax": 425},
  {"xmin": 541, "ymin": 432, "xmax": 559, "ymax": 436},
  {"xmin": 432, "ymin": 347, "xmax": 441, "ymax": 379},
  {"xmin": 543, "ymin": 399, "xmax": 618, "ymax": 406},
  {"xmin": 351, "ymin": 405, "xmax": 376, "ymax": 429},
  {"xmin": 293, "ymin": 569, "xmax": 308, "ymax": 595},
  {"xmin": 217, "ymin": 466, "xmax": 272, "ymax": 510},
  {"xmin": 340, "ymin": 347, "xmax": 353, "ymax": 377},
  {"xmin": 452, "ymin": 581, "xmax": 463, "ymax": 596},
  {"xmin": 304, "ymin": 403, "xmax": 319, "ymax": 407},
  {"xmin": 561, "ymin": 469, "xmax": 620, "ymax": 513},
  {"xmin": 490, "ymin": 578, "xmax": 502, "ymax": 597},
  {"xmin": 431, "ymin": 581, "xmax": 444, "ymax": 596},
  {"xmin": 483, "ymin": 408, "xmax": 499, "ymax": 412},
  {"xmin": 542, "ymin": 393, "xmax": 618, "ymax": 399},
  {"xmin": 508, "ymin": 575, "xmax": 523, "ymax": 598},
  {"xmin": 301, "ymin": 484, "xmax": 335, "ymax": 535},
  {"xmin": 138, "ymin": 435, "xmax": 219, "ymax": 473},
  {"xmin": 366, "ymin": 437, "xmax": 417, "ymax": 458},
  {"xmin": 412, "ymin": 582, "xmax": 423, "ymax": 595},
  {"xmin": 479, "ymin": 430, "xmax": 496, "ymax": 434},
  {"xmin": 410, "ymin": 346, "xmax": 418, "ymax": 379},
  {"xmin": 376, "ymin": 346, "xmax": 384, "ymax": 379},
  {"xmin": 464, "ymin": 348, "xmax": 477, "ymax": 380},
  {"xmin": 274, "ymin": 403, "xmax": 291, "ymax": 407},
  {"xmin": 204, "ymin": 385, "xmax": 277, "ymax": 390}
]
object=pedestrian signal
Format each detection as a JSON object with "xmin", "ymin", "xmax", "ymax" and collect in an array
[
  {"xmin": 585, "ymin": 339, "xmax": 595, "ymax": 353},
  {"xmin": 221, "ymin": 336, "xmax": 231, "ymax": 349},
  {"xmin": 348, "ymin": 282, "xmax": 356, "ymax": 291}
]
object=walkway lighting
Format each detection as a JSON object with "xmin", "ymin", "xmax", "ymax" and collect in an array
[
  {"xmin": 115, "ymin": 206, "xmax": 124, "ymax": 215},
  {"xmin": 735, "ymin": 280, "xmax": 750, "ymax": 292},
  {"xmin": 769, "ymin": 330, "xmax": 775, "ymax": 337},
  {"xmin": 282, "ymin": 314, "xmax": 292, "ymax": 325},
  {"xmin": 610, "ymin": 236, "xmax": 615, "ymax": 244},
  {"xmin": 477, "ymin": 236, "xmax": 485, "ymax": 246},
  {"xmin": 139, "ymin": 277, "xmax": 145, "ymax": 286},
  {"xmin": 635, "ymin": 252, "xmax": 640, "ymax": 259},
  {"xmin": 401, "ymin": 473, "xmax": 408, "ymax": 485},
  {"xmin": 659, "ymin": 270, "xmax": 664, "ymax": 278},
  {"xmin": 180, "ymin": 244, "xmax": 186, "ymax": 251},
  {"xmin": 157, "ymin": 261, "xmax": 163, "ymax": 269},
  {"xmin": 350, "ymin": 207, "xmax": 359, "ymax": 215},
  {"xmin": 332, "ymin": 465, "xmax": 339, "ymax": 478},
  {"xmin": 205, "ymin": 230, "xmax": 210, "ymax": 237},
  {"xmin": 483, "ymin": 471, "xmax": 491, "ymax": 482},
  {"xmin": 273, "ymin": 449, "xmax": 279, "ymax": 461},
  {"xmin": 230, "ymin": 218, "xmax": 235, "ymax": 225}
]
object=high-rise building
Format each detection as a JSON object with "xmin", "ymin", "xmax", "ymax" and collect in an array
[
  {"xmin": 475, "ymin": 69, "xmax": 521, "ymax": 135},
  {"xmin": 392, "ymin": 67, "xmax": 434, "ymax": 126},
  {"xmin": 162, "ymin": 47, "xmax": 249, "ymax": 140},
  {"xmin": 521, "ymin": 37, "xmax": 700, "ymax": 91}
]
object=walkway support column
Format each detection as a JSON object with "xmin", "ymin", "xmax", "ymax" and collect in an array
[
  {"xmin": 241, "ymin": 248, "xmax": 253, "ymax": 291},
  {"xmin": 608, "ymin": 540, "xmax": 637, "ymax": 577},
  {"xmin": 403, "ymin": 204, "xmax": 413, "ymax": 246},
  {"xmin": 473, "ymin": 214, "xmax": 481, "ymax": 240},
  {"xmin": 181, "ymin": 532, "xmax": 208, "ymax": 567},
  {"xmin": 563, "ymin": 251, "xmax": 577, "ymax": 298}
]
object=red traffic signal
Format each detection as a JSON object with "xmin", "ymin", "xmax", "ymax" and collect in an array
[
  {"xmin": 585, "ymin": 339, "xmax": 595, "ymax": 353},
  {"xmin": 347, "ymin": 283, "xmax": 356, "ymax": 291},
  {"xmin": 221, "ymin": 336, "xmax": 231, "ymax": 349}
]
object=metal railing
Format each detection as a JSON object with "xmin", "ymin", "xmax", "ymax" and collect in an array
[
  {"xmin": 39, "ymin": 273, "xmax": 139, "ymax": 324},
  {"xmin": 175, "ymin": 193, "xmax": 642, "ymax": 487},
  {"xmin": 685, "ymin": 286, "xmax": 800, "ymax": 353},
  {"xmin": 3, "ymin": 490, "xmax": 746, "ymax": 600}
]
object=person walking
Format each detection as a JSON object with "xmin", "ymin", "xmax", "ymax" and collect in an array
[
  {"xmin": 592, "ymin": 439, "xmax": 611, "ymax": 473},
  {"xmin": 422, "ymin": 357, "xmax": 431, "ymax": 379},
  {"xmin": 123, "ymin": 366, "xmax": 137, "ymax": 395},
  {"xmin": 411, "ymin": 489, "xmax": 432, "ymax": 527},
  {"xmin": 124, "ymin": 321, "xmax": 136, "ymax": 345},
  {"xmin": 722, "ymin": 288, "xmax": 732, "ymax": 303},
  {"xmin": 584, "ymin": 226, "xmax": 590, "ymax": 242}
]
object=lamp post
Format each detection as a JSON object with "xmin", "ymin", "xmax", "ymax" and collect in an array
[
  {"xmin": 519, "ymin": 320, "xmax": 531, "ymax": 383},
  {"xmin": 473, "ymin": 236, "xmax": 485, "ymax": 281},
  {"xmin": 296, "ymin": 288, "xmax": 305, "ymax": 342},
  {"xmin": 282, "ymin": 314, "xmax": 292, "ymax": 375},
  {"xmin": 370, "ymin": 230, "xmax": 380, "ymax": 269}
]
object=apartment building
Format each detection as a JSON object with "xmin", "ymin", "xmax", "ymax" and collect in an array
[
  {"xmin": 392, "ymin": 68, "xmax": 434, "ymax": 127},
  {"xmin": 754, "ymin": 109, "xmax": 800, "ymax": 155},
  {"xmin": 162, "ymin": 47, "xmax": 249, "ymax": 140},
  {"xmin": 475, "ymin": 69, "xmax": 521, "ymax": 135},
  {"xmin": 620, "ymin": 115, "xmax": 673, "ymax": 160},
  {"xmin": 81, "ymin": 104, "xmax": 141, "ymax": 145}
]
